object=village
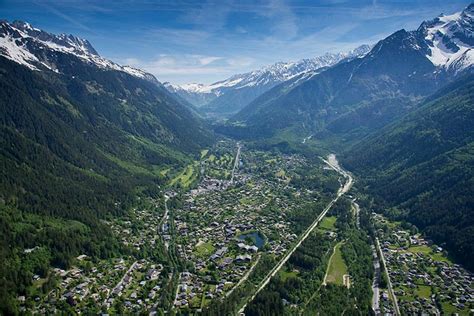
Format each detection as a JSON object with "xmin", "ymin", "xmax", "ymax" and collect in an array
[
  {"xmin": 18, "ymin": 141, "xmax": 474, "ymax": 315},
  {"xmin": 170, "ymin": 146, "xmax": 326, "ymax": 311},
  {"xmin": 17, "ymin": 142, "xmax": 346, "ymax": 314},
  {"xmin": 373, "ymin": 213, "xmax": 474, "ymax": 315},
  {"xmin": 18, "ymin": 197, "xmax": 175, "ymax": 313}
]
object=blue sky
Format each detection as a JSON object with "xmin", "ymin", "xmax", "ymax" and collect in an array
[{"xmin": 1, "ymin": 0, "xmax": 472, "ymax": 84}]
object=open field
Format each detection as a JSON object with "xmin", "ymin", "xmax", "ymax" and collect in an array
[
  {"xmin": 319, "ymin": 216, "xmax": 337, "ymax": 231},
  {"xmin": 407, "ymin": 245, "xmax": 452, "ymax": 264},
  {"xmin": 195, "ymin": 242, "xmax": 215, "ymax": 257},
  {"xmin": 325, "ymin": 242, "xmax": 348, "ymax": 285},
  {"xmin": 170, "ymin": 163, "xmax": 198, "ymax": 187}
]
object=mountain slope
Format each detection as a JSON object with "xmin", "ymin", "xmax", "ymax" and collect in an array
[
  {"xmin": 343, "ymin": 74, "xmax": 474, "ymax": 270},
  {"xmin": 0, "ymin": 20, "xmax": 212, "ymax": 309},
  {"xmin": 0, "ymin": 19, "xmax": 212, "ymax": 220},
  {"xmin": 166, "ymin": 45, "xmax": 371, "ymax": 117},
  {"xmin": 229, "ymin": 4, "xmax": 474, "ymax": 139}
]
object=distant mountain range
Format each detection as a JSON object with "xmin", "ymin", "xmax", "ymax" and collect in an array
[
  {"xmin": 225, "ymin": 4, "xmax": 473, "ymax": 139},
  {"xmin": 164, "ymin": 45, "xmax": 371, "ymax": 116}
]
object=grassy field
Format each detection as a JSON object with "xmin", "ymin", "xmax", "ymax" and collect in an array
[
  {"xmin": 407, "ymin": 245, "xmax": 452, "ymax": 264},
  {"xmin": 195, "ymin": 242, "xmax": 215, "ymax": 257},
  {"xmin": 325, "ymin": 242, "xmax": 348, "ymax": 285},
  {"xmin": 441, "ymin": 301, "xmax": 467, "ymax": 315},
  {"xmin": 415, "ymin": 284, "xmax": 431, "ymax": 299},
  {"xmin": 280, "ymin": 268, "xmax": 299, "ymax": 282},
  {"xmin": 239, "ymin": 197, "xmax": 253, "ymax": 205},
  {"xmin": 319, "ymin": 216, "xmax": 337, "ymax": 231},
  {"xmin": 159, "ymin": 168, "xmax": 170, "ymax": 176},
  {"xmin": 200, "ymin": 149, "xmax": 209, "ymax": 159},
  {"xmin": 170, "ymin": 163, "xmax": 198, "ymax": 187}
]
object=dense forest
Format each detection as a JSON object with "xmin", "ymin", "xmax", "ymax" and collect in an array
[
  {"xmin": 0, "ymin": 55, "xmax": 211, "ymax": 313},
  {"xmin": 344, "ymin": 74, "xmax": 474, "ymax": 270}
]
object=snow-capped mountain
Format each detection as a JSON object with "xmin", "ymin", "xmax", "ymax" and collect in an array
[
  {"xmin": 230, "ymin": 4, "xmax": 474, "ymax": 138},
  {"xmin": 167, "ymin": 4, "xmax": 474, "ymax": 117},
  {"xmin": 0, "ymin": 20, "xmax": 157, "ymax": 83},
  {"xmin": 419, "ymin": 4, "xmax": 473, "ymax": 73},
  {"xmin": 206, "ymin": 44, "xmax": 371, "ymax": 92},
  {"xmin": 165, "ymin": 45, "xmax": 371, "ymax": 116},
  {"xmin": 163, "ymin": 82, "xmax": 217, "ymax": 107}
]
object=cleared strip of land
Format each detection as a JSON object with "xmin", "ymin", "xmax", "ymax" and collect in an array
[{"xmin": 323, "ymin": 242, "xmax": 348, "ymax": 286}]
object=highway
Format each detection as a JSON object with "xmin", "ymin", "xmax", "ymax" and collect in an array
[{"xmin": 375, "ymin": 237, "xmax": 400, "ymax": 316}]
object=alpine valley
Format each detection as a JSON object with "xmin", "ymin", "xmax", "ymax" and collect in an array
[
  {"xmin": 164, "ymin": 44, "xmax": 371, "ymax": 117},
  {"xmin": 1, "ymin": 2, "xmax": 473, "ymax": 316}
]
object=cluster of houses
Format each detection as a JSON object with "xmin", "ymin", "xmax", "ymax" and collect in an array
[
  {"xmin": 20, "ymin": 195, "xmax": 173, "ymax": 314},
  {"xmin": 173, "ymin": 272, "xmax": 209, "ymax": 309},
  {"xmin": 105, "ymin": 260, "xmax": 165, "ymax": 311},
  {"xmin": 108, "ymin": 200, "xmax": 164, "ymax": 251},
  {"xmin": 189, "ymin": 176, "xmax": 231, "ymax": 196},
  {"xmin": 170, "ymin": 150, "xmax": 319, "ymax": 311},
  {"xmin": 18, "ymin": 145, "xmax": 339, "ymax": 314},
  {"xmin": 379, "ymin": 290, "xmax": 394, "ymax": 314},
  {"xmin": 375, "ymin": 214, "xmax": 474, "ymax": 314}
]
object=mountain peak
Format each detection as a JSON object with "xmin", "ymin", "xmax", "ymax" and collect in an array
[
  {"xmin": 164, "ymin": 44, "xmax": 372, "ymax": 115},
  {"xmin": 0, "ymin": 20, "xmax": 156, "ymax": 82},
  {"xmin": 417, "ymin": 5, "xmax": 473, "ymax": 72},
  {"xmin": 9, "ymin": 20, "xmax": 99, "ymax": 56}
]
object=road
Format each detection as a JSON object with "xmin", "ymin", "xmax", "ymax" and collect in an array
[
  {"xmin": 106, "ymin": 260, "xmax": 138, "ymax": 304},
  {"xmin": 226, "ymin": 254, "xmax": 261, "ymax": 298},
  {"xmin": 238, "ymin": 154, "xmax": 353, "ymax": 314},
  {"xmin": 375, "ymin": 237, "xmax": 400, "ymax": 316},
  {"xmin": 302, "ymin": 134, "xmax": 313, "ymax": 144},
  {"xmin": 161, "ymin": 196, "xmax": 170, "ymax": 250},
  {"xmin": 230, "ymin": 142, "xmax": 241, "ymax": 184}
]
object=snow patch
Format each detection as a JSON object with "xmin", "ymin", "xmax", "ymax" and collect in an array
[{"xmin": 423, "ymin": 6, "xmax": 473, "ymax": 72}]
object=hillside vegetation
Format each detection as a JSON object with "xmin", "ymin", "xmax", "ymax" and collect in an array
[{"xmin": 343, "ymin": 75, "xmax": 474, "ymax": 269}]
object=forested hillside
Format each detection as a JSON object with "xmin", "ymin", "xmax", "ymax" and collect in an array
[
  {"xmin": 343, "ymin": 75, "xmax": 474, "ymax": 270},
  {"xmin": 226, "ymin": 5, "xmax": 474, "ymax": 142},
  {"xmin": 0, "ymin": 54, "xmax": 212, "ymax": 312},
  {"xmin": 228, "ymin": 29, "xmax": 442, "ymax": 138}
]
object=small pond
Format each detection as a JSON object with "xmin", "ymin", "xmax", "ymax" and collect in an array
[{"xmin": 238, "ymin": 231, "xmax": 265, "ymax": 248}]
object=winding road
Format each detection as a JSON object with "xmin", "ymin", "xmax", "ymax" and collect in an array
[{"xmin": 238, "ymin": 154, "xmax": 353, "ymax": 314}]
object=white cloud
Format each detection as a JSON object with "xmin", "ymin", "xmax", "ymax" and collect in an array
[
  {"xmin": 195, "ymin": 56, "xmax": 223, "ymax": 66},
  {"xmin": 123, "ymin": 57, "xmax": 141, "ymax": 66},
  {"xmin": 122, "ymin": 54, "xmax": 257, "ymax": 82}
]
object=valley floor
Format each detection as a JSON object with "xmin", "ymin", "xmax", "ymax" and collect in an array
[
  {"xmin": 16, "ymin": 140, "xmax": 474, "ymax": 315},
  {"xmin": 17, "ymin": 140, "xmax": 344, "ymax": 314}
]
